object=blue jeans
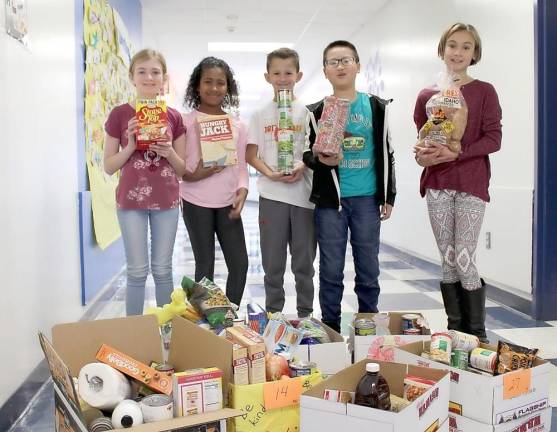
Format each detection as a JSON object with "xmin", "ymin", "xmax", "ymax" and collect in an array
[
  {"xmin": 315, "ymin": 195, "xmax": 381, "ymax": 330},
  {"xmin": 117, "ymin": 208, "xmax": 179, "ymax": 315}
]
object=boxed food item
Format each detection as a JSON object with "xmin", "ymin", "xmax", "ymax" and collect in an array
[
  {"xmin": 197, "ymin": 114, "xmax": 237, "ymax": 167},
  {"xmin": 394, "ymin": 340, "xmax": 551, "ymax": 425},
  {"xmin": 136, "ymin": 98, "xmax": 168, "ymax": 151},
  {"xmin": 232, "ymin": 344, "xmax": 249, "ymax": 386},
  {"xmin": 173, "ymin": 368, "xmax": 223, "ymax": 417},
  {"xmin": 39, "ymin": 315, "xmax": 242, "ymax": 432},
  {"xmin": 225, "ymin": 326, "xmax": 266, "ymax": 384},
  {"xmin": 300, "ymin": 359, "xmax": 449, "ymax": 432},
  {"xmin": 449, "ymin": 407, "xmax": 552, "ymax": 432}
]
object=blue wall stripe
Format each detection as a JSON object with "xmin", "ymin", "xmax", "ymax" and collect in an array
[{"xmin": 533, "ymin": 0, "xmax": 557, "ymax": 320}]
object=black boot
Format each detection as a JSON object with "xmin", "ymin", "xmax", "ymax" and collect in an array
[
  {"xmin": 461, "ymin": 280, "xmax": 489, "ymax": 343},
  {"xmin": 440, "ymin": 281, "xmax": 463, "ymax": 331}
]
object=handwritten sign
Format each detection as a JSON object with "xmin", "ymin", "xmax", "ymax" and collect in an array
[
  {"xmin": 263, "ymin": 377, "xmax": 302, "ymax": 410},
  {"xmin": 503, "ymin": 368, "xmax": 531, "ymax": 400}
]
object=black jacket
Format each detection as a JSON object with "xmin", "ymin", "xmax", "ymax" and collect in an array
[{"xmin": 303, "ymin": 94, "xmax": 396, "ymax": 208}]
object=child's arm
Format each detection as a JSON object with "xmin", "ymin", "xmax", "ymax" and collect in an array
[
  {"xmin": 103, "ymin": 117, "xmax": 137, "ymax": 175},
  {"xmin": 229, "ymin": 124, "xmax": 249, "ymax": 219},
  {"xmin": 246, "ymin": 144, "xmax": 287, "ymax": 181}
]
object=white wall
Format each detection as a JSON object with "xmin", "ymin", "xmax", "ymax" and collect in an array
[
  {"xmin": 301, "ymin": 0, "xmax": 535, "ymax": 296},
  {"xmin": 0, "ymin": 0, "xmax": 85, "ymax": 406}
]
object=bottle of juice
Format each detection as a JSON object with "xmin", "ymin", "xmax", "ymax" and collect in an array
[{"xmin": 354, "ymin": 362, "xmax": 391, "ymax": 410}]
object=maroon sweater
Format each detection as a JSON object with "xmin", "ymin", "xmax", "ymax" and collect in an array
[{"xmin": 414, "ymin": 79, "xmax": 502, "ymax": 202}]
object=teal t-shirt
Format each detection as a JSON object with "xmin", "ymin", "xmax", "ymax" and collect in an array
[{"xmin": 338, "ymin": 92, "xmax": 376, "ymax": 198}]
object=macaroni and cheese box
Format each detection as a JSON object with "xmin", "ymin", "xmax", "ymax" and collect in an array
[
  {"xmin": 225, "ymin": 327, "xmax": 266, "ymax": 384},
  {"xmin": 136, "ymin": 98, "xmax": 168, "ymax": 150},
  {"xmin": 232, "ymin": 343, "xmax": 249, "ymax": 386},
  {"xmin": 173, "ymin": 367, "xmax": 223, "ymax": 417},
  {"xmin": 197, "ymin": 114, "xmax": 237, "ymax": 166}
]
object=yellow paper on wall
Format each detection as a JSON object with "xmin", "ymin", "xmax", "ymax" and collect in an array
[{"xmin": 228, "ymin": 372, "xmax": 322, "ymax": 432}]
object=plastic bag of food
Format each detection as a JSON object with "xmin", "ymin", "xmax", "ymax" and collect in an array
[
  {"xmin": 262, "ymin": 313, "xmax": 305, "ymax": 354},
  {"xmin": 495, "ymin": 341, "xmax": 538, "ymax": 375},
  {"xmin": 181, "ymin": 276, "xmax": 236, "ymax": 328},
  {"xmin": 296, "ymin": 318, "xmax": 331, "ymax": 344},
  {"xmin": 417, "ymin": 72, "xmax": 468, "ymax": 154}
]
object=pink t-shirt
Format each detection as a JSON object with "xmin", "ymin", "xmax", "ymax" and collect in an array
[
  {"xmin": 105, "ymin": 103, "xmax": 185, "ymax": 210},
  {"xmin": 179, "ymin": 110, "xmax": 249, "ymax": 208}
]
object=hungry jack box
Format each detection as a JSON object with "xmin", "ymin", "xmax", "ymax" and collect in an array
[
  {"xmin": 300, "ymin": 359, "xmax": 450, "ymax": 432},
  {"xmin": 136, "ymin": 98, "xmax": 168, "ymax": 150},
  {"xmin": 39, "ymin": 315, "xmax": 241, "ymax": 432},
  {"xmin": 394, "ymin": 340, "xmax": 552, "ymax": 426},
  {"xmin": 197, "ymin": 114, "xmax": 238, "ymax": 167}
]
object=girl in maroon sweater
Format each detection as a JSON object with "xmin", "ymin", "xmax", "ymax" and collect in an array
[{"xmin": 414, "ymin": 23, "xmax": 502, "ymax": 342}]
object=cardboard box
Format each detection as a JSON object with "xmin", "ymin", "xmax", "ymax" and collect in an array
[
  {"xmin": 225, "ymin": 327, "xmax": 266, "ymax": 384},
  {"xmin": 291, "ymin": 318, "xmax": 350, "ymax": 376},
  {"xmin": 39, "ymin": 315, "xmax": 242, "ymax": 432},
  {"xmin": 448, "ymin": 407, "xmax": 552, "ymax": 432},
  {"xmin": 300, "ymin": 359, "xmax": 450, "ymax": 432},
  {"xmin": 349, "ymin": 312, "xmax": 432, "ymax": 362},
  {"xmin": 394, "ymin": 340, "xmax": 552, "ymax": 425}
]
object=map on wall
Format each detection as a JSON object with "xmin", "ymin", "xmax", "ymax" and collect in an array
[{"xmin": 83, "ymin": 0, "xmax": 135, "ymax": 249}]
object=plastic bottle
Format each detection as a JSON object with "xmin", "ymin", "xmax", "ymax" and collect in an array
[{"xmin": 354, "ymin": 362, "xmax": 391, "ymax": 410}]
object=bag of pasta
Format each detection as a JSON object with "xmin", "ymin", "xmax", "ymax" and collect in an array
[
  {"xmin": 181, "ymin": 276, "xmax": 236, "ymax": 328},
  {"xmin": 417, "ymin": 72, "xmax": 468, "ymax": 154}
]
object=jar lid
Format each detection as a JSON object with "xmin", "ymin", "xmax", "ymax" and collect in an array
[{"xmin": 366, "ymin": 363, "xmax": 380, "ymax": 373}]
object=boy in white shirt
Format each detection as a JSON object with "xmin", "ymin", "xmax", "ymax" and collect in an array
[{"xmin": 247, "ymin": 48, "xmax": 316, "ymax": 318}]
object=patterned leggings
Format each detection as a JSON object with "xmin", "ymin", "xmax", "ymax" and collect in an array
[{"xmin": 426, "ymin": 189, "xmax": 486, "ymax": 291}]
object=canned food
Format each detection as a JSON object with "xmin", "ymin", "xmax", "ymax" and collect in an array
[
  {"xmin": 448, "ymin": 330, "xmax": 479, "ymax": 352},
  {"xmin": 470, "ymin": 347, "xmax": 497, "ymax": 374},
  {"xmin": 154, "ymin": 363, "xmax": 175, "ymax": 376},
  {"xmin": 354, "ymin": 318, "xmax": 376, "ymax": 336},
  {"xmin": 450, "ymin": 349, "xmax": 469, "ymax": 370},
  {"xmin": 401, "ymin": 314, "xmax": 421, "ymax": 331},
  {"xmin": 277, "ymin": 89, "xmax": 293, "ymax": 108},
  {"xmin": 289, "ymin": 360, "xmax": 316, "ymax": 377},
  {"xmin": 403, "ymin": 328, "xmax": 422, "ymax": 335},
  {"xmin": 140, "ymin": 394, "xmax": 173, "ymax": 422},
  {"xmin": 430, "ymin": 332, "xmax": 452, "ymax": 364}
]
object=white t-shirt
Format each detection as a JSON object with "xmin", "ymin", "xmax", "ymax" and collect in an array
[{"xmin": 248, "ymin": 99, "xmax": 314, "ymax": 209}]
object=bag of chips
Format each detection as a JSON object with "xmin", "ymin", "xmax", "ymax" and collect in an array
[
  {"xmin": 296, "ymin": 318, "xmax": 331, "ymax": 344},
  {"xmin": 417, "ymin": 72, "xmax": 468, "ymax": 154},
  {"xmin": 495, "ymin": 341, "xmax": 538, "ymax": 375},
  {"xmin": 181, "ymin": 276, "xmax": 236, "ymax": 328}
]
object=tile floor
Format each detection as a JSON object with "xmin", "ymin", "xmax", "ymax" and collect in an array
[{"xmin": 8, "ymin": 202, "xmax": 557, "ymax": 431}]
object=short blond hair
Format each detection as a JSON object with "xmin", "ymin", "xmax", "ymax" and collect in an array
[
  {"xmin": 129, "ymin": 48, "xmax": 168, "ymax": 76},
  {"xmin": 438, "ymin": 23, "xmax": 482, "ymax": 65}
]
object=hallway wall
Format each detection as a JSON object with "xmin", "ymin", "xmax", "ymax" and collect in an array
[
  {"xmin": 300, "ymin": 0, "xmax": 534, "ymax": 296},
  {"xmin": 0, "ymin": 0, "xmax": 84, "ymax": 407}
]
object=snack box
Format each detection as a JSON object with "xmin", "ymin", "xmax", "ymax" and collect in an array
[{"xmin": 136, "ymin": 98, "xmax": 168, "ymax": 151}]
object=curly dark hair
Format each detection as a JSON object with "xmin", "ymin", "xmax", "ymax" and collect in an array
[{"xmin": 183, "ymin": 57, "xmax": 240, "ymax": 110}]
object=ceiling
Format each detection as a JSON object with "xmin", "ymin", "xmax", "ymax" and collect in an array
[{"xmin": 140, "ymin": 0, "xmax": 389, "ymax": 121}]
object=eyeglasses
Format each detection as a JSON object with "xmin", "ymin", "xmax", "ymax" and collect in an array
[{"xmin": 324, "ymin": 57, "xmax": 356, "ymax": 68}]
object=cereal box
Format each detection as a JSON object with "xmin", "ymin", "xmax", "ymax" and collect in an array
[
  {"xmin": 197, "ymin": 114, "xmax": 238, "ymax": 167},
  {"xmin": 136, "ymin": 98, "xmax": 168, "ymax": 150}
]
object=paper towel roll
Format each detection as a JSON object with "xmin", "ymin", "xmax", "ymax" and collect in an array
[
  {"xmin": 78, "ymin": 363, "xmax": 131, "ymax": 410},
  {"xmin": 112, "ymin": 399, "xmax": 144, "ymax": 429}
]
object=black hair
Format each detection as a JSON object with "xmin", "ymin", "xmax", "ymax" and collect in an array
[
  {"xmin": 183, "ymin": 57, "xmax": 240, "ymax": 110},
  {"xmin": 322, "ymin": 40, "xmax": 360, "ymax": 66}
]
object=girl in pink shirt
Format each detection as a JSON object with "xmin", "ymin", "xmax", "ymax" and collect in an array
[
  {"xmin": 104, "ymin": 49, "xmax": 187, "ymax": 315},
  {"xmin": 181, "ymin": 57, "xmax": 249, "ymax": 306},
  {"xmin": 414, "ymin": 24, "xmax": 502, "ymax": 342}
]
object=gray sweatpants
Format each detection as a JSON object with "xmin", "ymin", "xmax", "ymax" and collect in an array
[{"xmin": 259, "ymin": 197, "xmax": 316, "ymax": 317}]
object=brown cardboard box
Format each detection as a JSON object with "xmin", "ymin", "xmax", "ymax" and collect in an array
[{"xmin": 39, "ymin": 315, "xmax": 241, "ymax": 432}]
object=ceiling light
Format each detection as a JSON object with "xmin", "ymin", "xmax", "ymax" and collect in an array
[{"xmin": 207, "ymin": 42, "xmax": 294, "ymax": 53}]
